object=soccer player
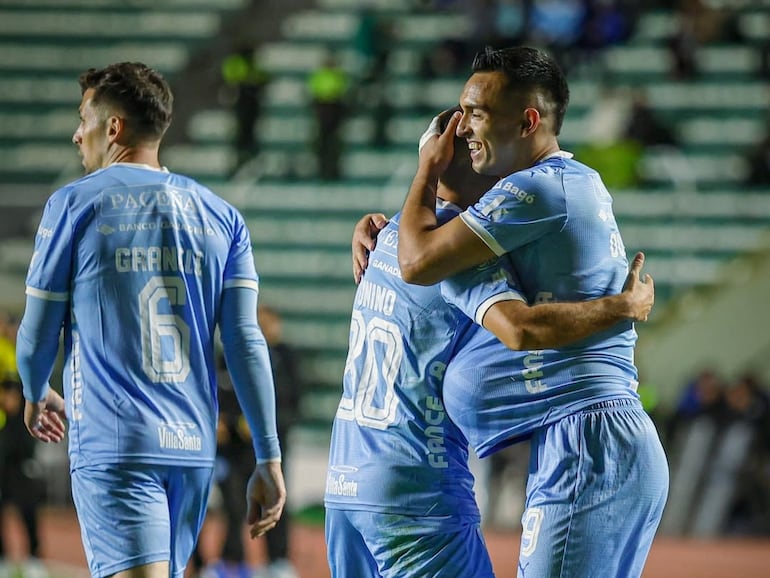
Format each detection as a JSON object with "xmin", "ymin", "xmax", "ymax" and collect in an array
[
  {"xmin": 327, "ymin": 108, "xmax": 656, "ymax": 578},
  {"xmin": 15, "ymin": 62, "xmax": 285, "ymax": 578},
  {"xmin": 398, "ymin": 47, "xmax": 669, "ymax": 577}
]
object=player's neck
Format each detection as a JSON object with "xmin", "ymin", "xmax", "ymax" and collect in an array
[{"xmin": 105, "ymin": 144, "xmax": 162, "ymax": 170}]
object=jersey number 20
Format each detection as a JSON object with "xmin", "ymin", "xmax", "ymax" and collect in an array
[{"xmin": 337, "ymin": 310, "xmax": 402, "ymax": 430}]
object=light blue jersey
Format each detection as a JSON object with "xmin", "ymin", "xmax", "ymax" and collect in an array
[
  {"xmin": 441, "ymin": 153, "xmax": 668, "ymax": 578},
  {"xmin": 23, "ymin": 163, "xmax": 264, "ymax": 469},
  {"xmin": 325, "ymin": 200, "xmax": 522, "ymax": 519},
  {"xmin": 442, "ymin": 153, "xmax": 641, "ymax": 458}
]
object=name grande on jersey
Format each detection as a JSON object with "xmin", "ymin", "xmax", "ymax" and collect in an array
[{"xmin": 115, "ymin": 246, "xmax": 204, "ymax": 277}]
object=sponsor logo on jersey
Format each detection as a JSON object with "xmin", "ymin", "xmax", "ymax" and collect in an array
[
  {"xmin": 157, "ymin": 422, "xmax": 202, "ymax": 452},
  {"xmin": 370, "ymin": 258, "xmax": 401, "ymax": 278},
  {"xmin": 491, "ymin": 180, "xmax": 535, "ymax": 204},
  {"xmin": 325, "ymin": 469, "xmax": 359, "ymax": 497},
  {"xmin": 424, "ymin": 395, "xmax": 448, "ymax": 469},
  {"xmin": 101, "ymin": 185, "xmax": 203, "ymax": 222}
]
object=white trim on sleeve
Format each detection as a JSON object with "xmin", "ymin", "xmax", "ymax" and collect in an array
[
  {"xmin": 25, "ymin": 286, "xmax": 69, "ymax": 301},
  {"xmin": 459, "ymin": 212, "xmax": 507, "ymax": 256},
  {"xmin": 223, "ymin": 279, "xmax": 259, "ymax": 291},
  {"xmin": 476, "ymin": 291, "xmax": 527, "ymax": 326}
]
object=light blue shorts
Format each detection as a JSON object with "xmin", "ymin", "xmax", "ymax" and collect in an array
[
  {"xmin": 325, "ymin": 508, "xmax": 495, "ymax": 578},
  {"xmin": 517, "ymin": 399, "xmax": 669, "ymax": 578},
  {"xmin": 70, "ymin": 463, "xmax": 214, "ymax": 578}
]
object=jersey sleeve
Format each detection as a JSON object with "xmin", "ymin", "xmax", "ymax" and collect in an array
[
  {"xmin": 222, "ymin": 211, "xmax": 259, "ymax": 292},
  {"xmin": 441, "ymin": 256, "xmax": 526, "ymax": 326},
  {"xmin": 219, "ymin": 210, "xmax": 279, "ymax": 461},
  {"xmin": 459, "ymin": 173, "xmax": 568, "ymax": 256},
  {"xmin": 25, "ymin": 187, "xmax": 74, "ymax": 301}
]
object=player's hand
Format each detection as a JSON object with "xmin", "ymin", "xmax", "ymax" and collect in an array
[
  {"xmin": 622, "ymin": 252, "xmax": 654, "ymax": 322},
  {"xmin": 246, "ymin": 460, "xmax": 287, "ymax": 538},
  {"xmin": 417, "ymin": 108, "xmax": 460, "ymax": 177},
  {"xmin": 352, "ymin": 213, "xmax": 388, "ymax": 284},
  {"xmin": 24, "ymin": 389, "xmax": 66, "ymax": 443}
]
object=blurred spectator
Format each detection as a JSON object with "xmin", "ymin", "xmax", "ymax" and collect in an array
[
  {"xmin": 221, "ymin": 42, "xmax": 269, "ymax": 174},
  {"xmin": 0, "ymin": 313, "xmax": 17, "ymax": 382},
  {"xmin": 482, "ymin": 443, "xmax": 529, "ymax": 530},
  {"xmin": 743, "ymin": 125, "xmax": 770, "ymax": 187},
  {"xmin": 353, "ymin": 8, "xmax": 394, "ymax": 146},
  {"xmin": 721, "ymin": 373, "xmax": 770, "ymax": 535},
  {"xmin": 526, "ymin": 0, "xmax": 588, "ymax": 73},
  {"xmin": 255, "ymin": 305, "xmax": 304, "ymax": 578},
  {"xmin": 308, "ymin": 50, "xmax": 350, "ymax": 181},
  {"xmin": 0, "ymin": 379, "xmax": 47, "ymax": 578},
  {"xmin": 493, "ymin": 0, "xmax": 530, "ymax": 47},
  {"xmin": 198, "ymin": 354, "xmax": 262, "ymax": 578},
  {"xmin": 624, "ymin": 89, "xmax": 678, "ymax": 149},
  {"xmin": 667, "ymin": 0, "xmax": 744, "ymax": 80},
  {"xmin": 580, "ymin": 0, "xmax": 640, "ymax": 71},
  {"xmin": 723, "ymin": 372, "xmax": 770, "ymax": 426},
  {"xmin": 196, "ymin": 306, "xmax": 303, "ymax": 578},
  {"xmin": 576, "ymin": 84, "xmax": 643, "ymax": 189},
  {"xmin": 419, "ymin": 38, "xmax": 469, "ymax": 80},
  {"xmin": 758, "ymin": 38, "xmax": 770, "ymax": 81},
  {"xmin": 665, "ymin": 368, "xmax": 726, "ymax": 443}
]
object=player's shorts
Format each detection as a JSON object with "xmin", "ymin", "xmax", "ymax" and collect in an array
[
  {"xmin": 71, "ymin": 463, "xmax": 214, "ymax": 578},
  {"xmin": 517, "ymin": 398, "xmax": 669, "ymax": 578},
  {"xmin": 325, "ymin": 508, "xmax": 495, "ymax": 578}
]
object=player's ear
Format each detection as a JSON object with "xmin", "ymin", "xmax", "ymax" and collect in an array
[
  {"xmin": 106, "ymin": 115, "xmax": 124, "ymax": 142},
  {"xmin": 521, "ymin": 108, "xmax": 540, "ymax": 136}
]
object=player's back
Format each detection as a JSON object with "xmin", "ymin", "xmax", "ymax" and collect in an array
[
  {"xmin": 325, "ymin": 202, "xmax": 480, "ymax": 519},
  {"xmin": 28, "ymin": 163, "xmax": 252, "ymax": 469}
]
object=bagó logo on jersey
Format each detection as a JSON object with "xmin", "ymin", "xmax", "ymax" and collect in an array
[{"xmin": 157, "ymin": 421, "xmax": 202, "ymax": 452}]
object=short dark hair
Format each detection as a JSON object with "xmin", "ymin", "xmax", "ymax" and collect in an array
[
  {"xmin": 471, "ymin": 46, "xmax": 570, "ymax": 135},
  {"xmin": 0, "ymin": 378, "xmax": 21, "ymax": 393},
  {"xmin": 78, "ymin": 62, "xmax": 173, "ymax": 142}
]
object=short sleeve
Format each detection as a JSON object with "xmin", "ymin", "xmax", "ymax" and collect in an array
[
  {"xmin": 441, "ymin": 256, "xmax": 526, "ymax": 326},
  {"xmin": 223, "ymin": 212, "xmax": 259, "ymax": 292},
  {"xmin": 25, "ymin": 188, "xmax": 74, "ymax": 302},
  {"xmin": 459, "ymin": 173, "xmax": 567, "ymax": 256}
]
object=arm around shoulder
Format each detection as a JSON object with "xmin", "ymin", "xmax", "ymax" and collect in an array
[{"xmin": 481, "ymin": 253, "xmax": 654, "ymax": 350}]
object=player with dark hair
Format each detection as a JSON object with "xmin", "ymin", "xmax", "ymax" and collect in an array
[
  {"xmin": 398, "ymin": 46, "xmax": 669, "ymax": 578},
  {"xmin": 329, "ymin": 104, "xmax": 656, "ymax": 577},
  {"xmin": 16, "ymin": 61, "xmax": 285, "ymax": 578}
]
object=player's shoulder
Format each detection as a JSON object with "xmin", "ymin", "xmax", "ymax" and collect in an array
[
  {"xmin": 168, "ymin": 171, "xmax": 245, "ymax": 218},
  {"xmin": 436, "ymin": 198, "xmax": 463, "ymax": 223},
  {"xmin": 46, "ymin": 169, "xmax": 102, "ymax": 207}
]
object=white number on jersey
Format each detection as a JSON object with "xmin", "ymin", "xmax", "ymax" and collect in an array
[
  {"xmin": 609, "ymin": 231, "xmax": 625, "ymax": 258},
  {"xmin": 337, "ymin": 310, "xmax": 402, "ymax": 430},
  {"xmin": 139, "ymin": 276, "xmax": 191, "ymax": 383}
]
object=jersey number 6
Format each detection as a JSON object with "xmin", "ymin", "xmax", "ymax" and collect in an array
[{"xmin": 139, "ymin": 276, "xmax": 191, "ymax": 383}]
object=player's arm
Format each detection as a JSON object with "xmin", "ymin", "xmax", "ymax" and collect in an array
[
  {"xmin": 220, "ymin": 284, "xmax": 281, "ymax": 462},
  {"xmin": 219, "ymin": 283, "xmax": 286, "ymax": 536},
  {"xmin": 399, "ymin": 111, "xmax": 496, "ymax": 285},
  {"xmin": 16, "ymin": 293, "xmax": 67, "ymax": 442},
  {"xmin": 483, "ymin": 253, "xmax": 654, "ymax": 351},
  {"xmin": 351, "ymin": 212, "xmax": 388, "ymax": 284}
]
